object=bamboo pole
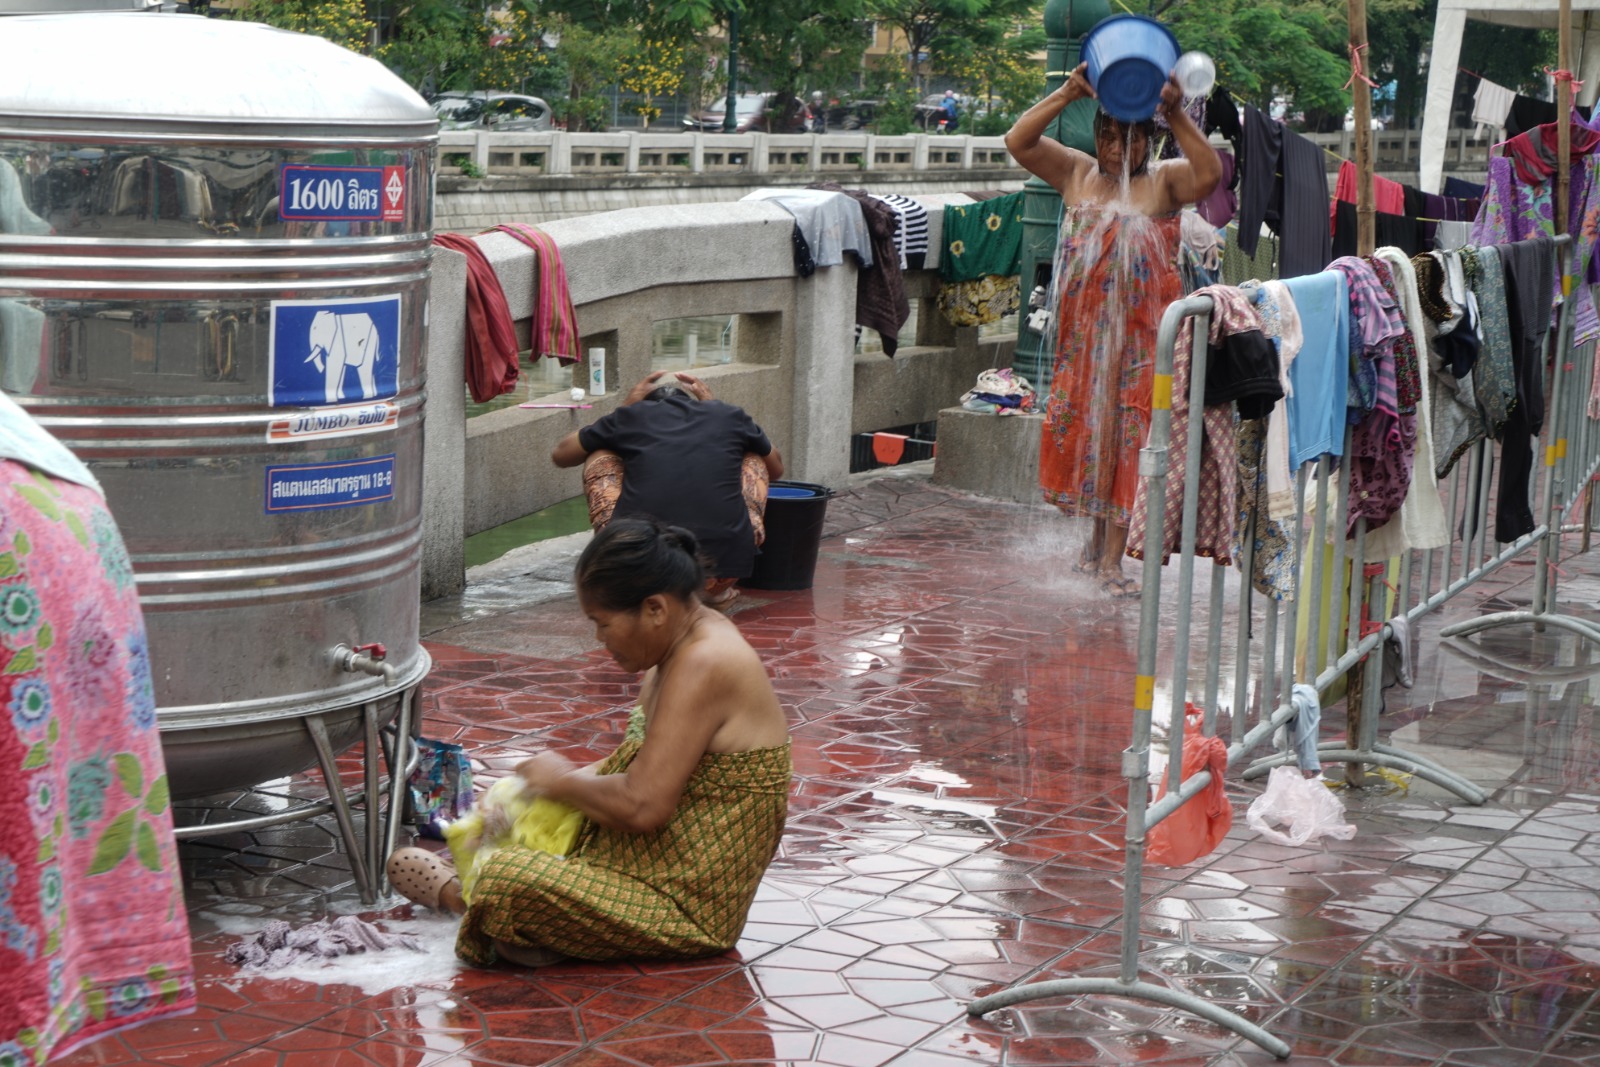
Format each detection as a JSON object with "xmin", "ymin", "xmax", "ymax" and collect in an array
[
  {"xmin": 1349, "ymin": 0, "xmax": 1375, "ymax": 256},
  {"xmin": 1343, "ymin": 0, "xmax": 1375, "ymax": 782},
  {"xmin": 1558, "ymin": 0, "xmax": 1573, "ymax": 234}
]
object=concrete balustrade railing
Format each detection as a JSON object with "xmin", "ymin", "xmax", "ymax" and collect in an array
[
  {"xmin": 420, "ymin": 194, "xmax": 1014, "ymax": 599},
  {"xmin": 438, "ymin": 129, "xmax": 1018, "ymax": 179},
  {"xmin": 437, "ymin": 126, "xmax": 1492, "ymax": 181}
]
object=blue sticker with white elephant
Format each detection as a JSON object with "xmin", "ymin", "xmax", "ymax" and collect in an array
[{"xmin": 268, "ymin": 294, "xmax": 401, "ymax": 408}]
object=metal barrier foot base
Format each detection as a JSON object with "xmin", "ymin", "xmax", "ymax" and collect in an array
[
  {"xmin": 1240, "ymin": 750, "xmax": 1296, "ymax": 780},
  {"xmin": 1308, "ymin": 745, "xmax": 1487, "ymax": 805},
  {"xmin": 1440, "ymin": 610, "xmax": 1600, "ymax": 646},
  {"xmin": 967, "ymin": 976, "xmax": 1291, "ymax": 1059}
]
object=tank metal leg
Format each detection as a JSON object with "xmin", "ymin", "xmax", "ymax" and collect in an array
[
  {"xmin": 363, "ymin": 700, "xmax": 383, "ymax": 903},
  {"xmin": 379, "ymin": 685, "xmax": 417, "ymax": 897},
  {"xmin": 306, "ymin": 712, "xmax": 374, "ymax": 904}
]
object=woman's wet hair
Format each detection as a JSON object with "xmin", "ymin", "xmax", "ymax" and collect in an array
[
  {"xmin": 1092, "ymin": 109, "xmax": 1156, "ymax": 176},
  {"xmin": 575, "ymin": 517, "xmax": 706, "ymax": 611}
]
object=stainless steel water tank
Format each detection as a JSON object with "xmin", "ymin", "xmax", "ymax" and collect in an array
[{"xmin": 0, "ymin": 14, "xmax": 436, "ymax": 799}]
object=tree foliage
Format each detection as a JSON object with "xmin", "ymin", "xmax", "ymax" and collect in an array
[
  {"xmin": 233, "ymin": 0, "xmax": 373, "ymax": 51},
  {"xmin": 543, "ymin": 16, "xmax": 637, "ymax": 130},
  {"xmin": 868, "ymin": 0, "xmax": 1037, "ymax": 93},
  {"xmin": 238, "ymin": 0, "xmax": 1564, "ymax": 134},
  {"xmin": 619, "ymin": 37, "xmax": 690, "ymax": 127},
  {"xmin": 730, "ymin": 0, "xmax": 873, "ymax": 129},
  {"xmin": 940, "ymin": 17, "xmax": 1045, "ymax": 125}
]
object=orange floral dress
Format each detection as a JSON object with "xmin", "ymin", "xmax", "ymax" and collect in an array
[{"xmin": 1039, "ymin": 207, "xmax": 1182, "ymax": 525}]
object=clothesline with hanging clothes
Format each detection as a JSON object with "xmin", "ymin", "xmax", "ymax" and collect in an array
[{"xmin": 1133, "ymin": 236, "xmax": 1562, "ymax": 595}]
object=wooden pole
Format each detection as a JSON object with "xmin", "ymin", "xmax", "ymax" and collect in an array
[
  {"xmin": 1557, "ymin": 0, "xmax": 1573, "ymax": 234},
  {"xmin": 1345, "ymin": 0, "xmax": 1375, "ymax": 786},
  {"xmin": 1349, "ymin": 0, "xmax": 1375, "ymax": 256}
]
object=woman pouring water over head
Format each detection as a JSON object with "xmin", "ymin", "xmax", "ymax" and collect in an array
[{"xmin": 1004, "ymin": 62, "xmax": 1220, "ymax": 600}]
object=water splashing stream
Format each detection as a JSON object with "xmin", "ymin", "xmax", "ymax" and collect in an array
[{"xmin": 1039, "ymin": 143, "xmax": 1183, "ymax": 533}]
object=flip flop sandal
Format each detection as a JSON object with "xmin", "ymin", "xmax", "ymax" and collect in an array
[
  {"xmin": 1101, "ymin": 575, "xmax": 1142, "ymax": 600},
  {"xmin": 386, "ymin": 847, "xmax": 456, "ymax": 909}
]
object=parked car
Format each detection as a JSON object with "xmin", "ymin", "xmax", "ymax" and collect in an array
[
  {"xmin": 682, "ymin": 92, "xmax": 809, "ymax": 133},
  {"xmin": 820, "ymin": 99, "xmax": 877, "ymax": 131},
  {"xmin": 432, "ymin": 92, "xmax": 553, "ymax": 132}
]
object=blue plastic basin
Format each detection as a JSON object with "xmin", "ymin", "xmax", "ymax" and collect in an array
[
  {"xmin": 1082, "ymin": 14, "xmax": 1180, "ymax": 123},
  {"xmin": 767, "ymin": 485, "xmax": 823, "ymax": 499}
]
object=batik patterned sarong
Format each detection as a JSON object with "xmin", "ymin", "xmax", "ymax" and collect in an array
[{"xmin": 455, "ymin": 709, "xmax": 790, "ymax": 965}]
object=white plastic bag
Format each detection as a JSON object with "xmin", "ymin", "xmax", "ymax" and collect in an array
[{"xmin": 1245, "ymin": 766, "xmax": 1358, "ymax": 847}]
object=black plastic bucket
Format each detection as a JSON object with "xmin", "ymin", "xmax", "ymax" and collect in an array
[{"xmin": 740, "ymin": 481, "xmax": 833, "ymax": 591}]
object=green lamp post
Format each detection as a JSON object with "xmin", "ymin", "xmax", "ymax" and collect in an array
[{"xmin": 1010, "ymin": 0, "xmax": 1109, "ymax": 393}]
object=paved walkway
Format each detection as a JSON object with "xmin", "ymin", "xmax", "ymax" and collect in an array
[{"xmin": 58, "ymin": 467, "xmax": 1600, "ymax": 1067}]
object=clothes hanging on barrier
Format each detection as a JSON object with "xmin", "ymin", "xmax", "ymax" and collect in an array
[
  {"xmin": 1495, "ymin": 236, "xmax": 1557, "ymax": 542},
  {"xmin": 1459, "ymin": 245, "xmax": 1518, "ymax": 438},
  {"xmin": 1180, "ymin": 210, "xmax": 1224, "ymax": 292},
  {"xmin": 1416, "ymin": 249, "xmax": 1489, "ymax": 479},
  {"xmin": 869, "ymin": 192, "xmax": 929, "ymax": 269},
  {"xmin": 744, "ymin": 187, "xmax": 874, "ymax": 271},
  {"xmin": 434, "ymin": 231, "xmax": 521, "ymax": 403},
  {"xmin": 933, "ymin": 194, "xmax": 1026, "ymax": 329},
  {"xmin": 935, "ymin": 275, "xmax": 1021, "ymax": 328},
  {"xmin": 1472, "ymin": 77, "xmax": 1515, "ymax": 136},
  {"xmin": 1332, "ymin": 200, "xmax": 1424, "ymax": 259},
  {"xmin": 1332, "ymin": 160, "xmax": 1406, "ymax": 217},
  {"xmin": 1234, "ymin": 107, "xmax": 1331, "ymax": 279},
  {"xmin": 1281, "ymin": 269, "xmax": 1351, "ymax": 469},
  {"xmin": 1330, "ymin": 256, "xmax": 1412, "ymax": 535},
  {"xmin": 938, "ymin": 192, "xmax": 1024, "ymax": 281},
  {"xmin": 1254, "ymin": 279, "xmax": 1303, "ymax": 521},
  {"xmin": 1445, "ymin": 176, "xmax": 1487, "ymax": 200},
  {"xmin": 808, "ymin": 183, "xmax": 910, "ymax": 357},
  {"xmin": 1127, "ymin": 283, "xmax": 1251, "ymax": 565},
  {"xmin": 1435, "ymin": 220, "xmax": 1474, "ymax": 250},
  {"xmin": 1366, "ymin": 248, "xmax": 1449, "ymax": 559},
  {"xmin": 491, "ymin": 223, "xmax": 582, "ymax": 366},
  {"xmin": 1234, "ymin": 415, "xmax": 1298, "ymax": 601},
  {"xmin": 1222, "ymin": 222, "xmax": 1278, "ymax": 285},
  {"xmin": 1472, "ymin": 153, "xmax": 1600, "ymax": 348},
  {"xmin": 1131, "ymin": 229, "xmax": 1554, "ymax": 568},
  {"xmin": 1503, "ymin": 121, "xmax": 1600, "ymax": 186},
  {"xmin": 1196, "ymin": 149, "xmax": 1237, "ymax": 227}
]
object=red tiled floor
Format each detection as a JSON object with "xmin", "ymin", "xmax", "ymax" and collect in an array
[{"xmin": 52, "ymin": 472, "xmax": 1600, "ymax": 1066}]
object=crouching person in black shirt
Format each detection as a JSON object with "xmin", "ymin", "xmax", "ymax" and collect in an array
[{"xmin": 552, "ymin": 370, "xmax": 785, "ymax": 608}]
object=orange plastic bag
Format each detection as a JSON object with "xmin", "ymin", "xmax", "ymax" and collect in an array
[{"xmin": 1146, "ymin": 706, "xmax": 1232, "ymax": 866}]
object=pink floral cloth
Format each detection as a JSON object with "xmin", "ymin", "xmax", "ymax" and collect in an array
[
  {"xmin": 0, "ymin": 460, "xmax": 194, "ymax": 1064},
  {"xmin": 1128, "ymin": 285, "xmax": 1251, "ymax": 566}
]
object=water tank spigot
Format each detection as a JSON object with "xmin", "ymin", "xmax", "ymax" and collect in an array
[{"xmin": 332, "ymin": 642, "xmax": 396, "ymax": 686}]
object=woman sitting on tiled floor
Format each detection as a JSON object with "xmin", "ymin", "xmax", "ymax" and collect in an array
[{"xmin": 387, "ymin": 517, "xmax": 793, "ymax": 966}]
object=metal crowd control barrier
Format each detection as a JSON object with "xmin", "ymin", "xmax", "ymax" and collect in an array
[{"xmin": 970, "ymin": 236, "xmax": 1586, "ymax": 1058}]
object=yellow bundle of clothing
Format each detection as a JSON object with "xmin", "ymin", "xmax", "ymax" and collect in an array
[{"xmin": 442, "ymin": 777, "xmax": 584, "ymax": 903}]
